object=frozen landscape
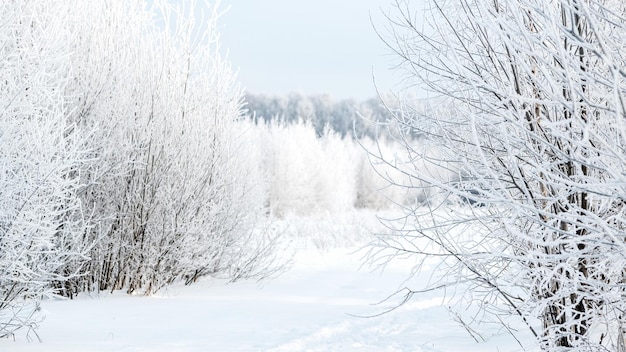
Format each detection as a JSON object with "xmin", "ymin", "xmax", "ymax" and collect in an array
[
  {"xmin": 4, "ymin": 0, "xmax": 626, "ymax": 350},
  {"xmin": 1, "ymin": 236, "xmax": 535, "ymax": 352}
]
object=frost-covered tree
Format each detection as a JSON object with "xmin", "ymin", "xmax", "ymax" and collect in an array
[
  {"xmin": 0, "ymin": 0, "xmax": 88, "ymax": 337},
  {"xmin": 374, "ymin": 0, "xmax": 626, "ymax": 349}
]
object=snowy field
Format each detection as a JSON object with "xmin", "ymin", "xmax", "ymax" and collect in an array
[{"xmin": 1, "ymin": 213, "xmax": 536, "ymax": 352}]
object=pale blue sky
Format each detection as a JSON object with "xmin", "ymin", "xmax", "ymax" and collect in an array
[{"xmin": 218, "ymin": 0, "xmax": 402, "ymax": 99}]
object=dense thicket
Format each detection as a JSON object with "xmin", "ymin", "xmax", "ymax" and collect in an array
[
  {"xmin": 0, "ymin": 0, "xmax": 278, "ymax": 337},
  {"xmin": 54, "ymin": 0, "xmax": 274, "ymax": 297},
  {"xmin": 243, "ymin": 92, "xmax": 398, "ymax": 138},
  {"xmin": 244, "ymin": 119, "xmax": 404, "ymax": 216}
]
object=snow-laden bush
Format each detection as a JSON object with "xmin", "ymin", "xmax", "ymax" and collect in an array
[
  {"xmin": 0, "ymin": 0, "xmax": 88, "ymax": 337},
  {"xmin": 49, "ymin": 0, "xmax": 276, "ymax": 295},
  {"xmin": 0, "ymin": 0, "xmax": 280, "ymax": 307}
]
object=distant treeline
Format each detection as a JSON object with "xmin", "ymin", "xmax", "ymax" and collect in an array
[{"xmin": 243, "ymin": 92, "xmax": 397, "ymax": 138}]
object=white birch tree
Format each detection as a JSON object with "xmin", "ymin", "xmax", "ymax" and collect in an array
[{"xmin": 374, "ymin": 0, "xmax": 626, "ymax": 349}]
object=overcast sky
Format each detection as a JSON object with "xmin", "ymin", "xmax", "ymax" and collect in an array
[{"xmin": 218, "ymin": 0, "xmax": 403, "ymax": 99}]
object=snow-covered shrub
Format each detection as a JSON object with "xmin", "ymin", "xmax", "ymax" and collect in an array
[
  {"xmin": 256, "ymin": 120, "xmax": 360, "ymax": 217},
  {"xmin": 0, "ymin": 0, "xmax": 278, "ymax": 297},
  {"xmin": 0, "ymin": 0, "xmax": 88, "ymax": 337},
  {"xmin": 246, "ymin": 117, "xmax": 455, "ymax": 215},
  {"xmin": 54, "ymin": 0, "xmax": 275, "ymax": 295},
  {"xmin": 265, "ymin": 120, "xmax": 324, "ymax": 216},
  {"xmin": 316, "ymin": 128, "xmax": 360, "ymax": 212}
]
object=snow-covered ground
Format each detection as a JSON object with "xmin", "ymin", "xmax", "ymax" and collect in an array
[{"xmin": 1, "ymin": 214, "xmax": 536, "ymax": 352}]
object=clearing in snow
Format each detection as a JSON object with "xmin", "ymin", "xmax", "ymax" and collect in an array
[{"xmin": 1, "ymin": 241, "xmax": 535, "ymax": 351}]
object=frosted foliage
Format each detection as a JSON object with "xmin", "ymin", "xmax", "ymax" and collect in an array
[
  {"xmin": 242, "ymin": 118, "xmax": 433, "ymax": 215},
  {"xmin": 268, "ymin": 122, "xmax": 323, "ymax": 216},
  {"xmin": 256, "ymin": 120, "xmax": 361, "ymax": 217},
  {"xmin": 319, "ymin": 129, "xmax": 359, "ymax": 212},
  {"xmin": 356, "ymin": 139, "xmax": 405, "ymax": 209},
  {"xmin": 231, "ymin": 119, "xmax": 423, "ymax": 216},
  {"xmin": 0, "ymin": 1, "xmax": 86, "ymax": 337},
  {"xmin": 51, "ymin": 0, "xmax": 273, "ymax": 295},
  {"xmin": 377, "ymin": 0, "xmax": 626, "ymax": 350},
  {"xmin": 358, "ymin": 138, "xmax": 454, "ymax": 209},
  {"xmin": 0, "ymin": 0, "xmax": 278, "ymax": 311}
]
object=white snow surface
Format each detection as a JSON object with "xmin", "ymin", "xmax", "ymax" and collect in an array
[{"xmin": 1, "ymin": 242, "xmax": 535, "ymax": 351}]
